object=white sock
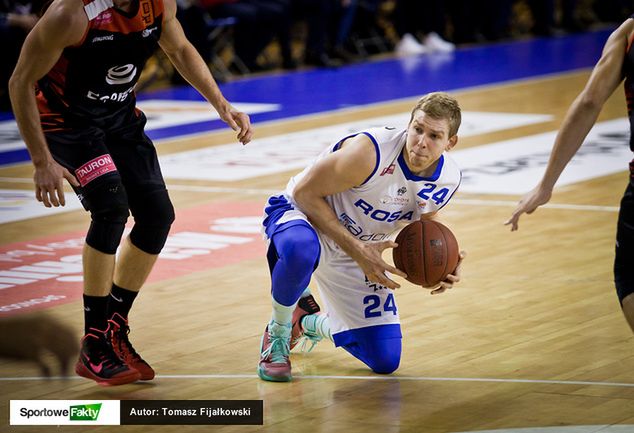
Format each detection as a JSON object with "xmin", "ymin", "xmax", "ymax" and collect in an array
[
  {"xmin": 271, "ymin": 298, "xmax": 294, "ymax": 326},
  {"xmin": 301, "ymin": 314, "xmax": 332, "ymax": 341},
  {"xmin": 300, "ymin": 287, "xmax": 311, "ymax": 299}
]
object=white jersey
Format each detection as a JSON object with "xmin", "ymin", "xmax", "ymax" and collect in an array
[
  {"xmin": 267, "ymin": 126, "xmax": 462, "ymax": 343},
  {"xmin": 286, "ymin": 126, "xmax": 462, "ymax": 252}
]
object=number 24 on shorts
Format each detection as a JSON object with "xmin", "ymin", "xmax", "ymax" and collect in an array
[{"xmin": 363, "ymin": 293, "xmax": 397, "ymax": 318}]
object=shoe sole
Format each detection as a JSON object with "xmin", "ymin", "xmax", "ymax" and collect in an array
[
  {"xmin": 257, "ymin": 365, "xmax": 291, "ymax": 382},
  {"xmin": 138, "ymin": 371, "xmax": 155, "ymax": 381},
  {"xmin": 75, "ymin": 362, "xmax": 142, "ymax": 386},
  {"xmin": 126, "ymin": 362, "xmax": 155, "ymax": 381}
]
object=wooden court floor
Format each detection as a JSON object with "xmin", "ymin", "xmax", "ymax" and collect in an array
[{"xmin": 1, "ymin": 71, "xmax": 633, "ymax": 432}]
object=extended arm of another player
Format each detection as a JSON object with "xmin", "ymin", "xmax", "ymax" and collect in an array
[
  {"xmin": 293, "ymin": 134, "xmax": 407, "ymax": 289},
  {"xmin": 8, "ymin": 0, "xmax": 83, "ymax": 207},
  {"xmin": 506, "ymin": 20, "xmax": 631, "ymax": 231},
  {"xmin": 159, "ymin": 0, "xmax": 252, "ymax": 144}
]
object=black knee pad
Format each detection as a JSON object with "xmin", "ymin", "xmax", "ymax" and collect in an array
[
  {"xmin": 615, "ymin": 186, "xmax": 634, "ymax": 305},
  {"xmin": 85, "ymin": 182, "xmax": 130, "ymax": 254},
  {"xmin": 128, "ymin": 185, "xmax": 175, "ymax": 254}
]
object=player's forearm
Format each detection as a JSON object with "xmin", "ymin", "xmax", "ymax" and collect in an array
[
  {"xmin": 295, "ymin": 192, "xmax": 362, "ymax": 257},
  {"xmin": 8, "ymin": 76, "xmax": 53, "ymax": 167},
  {"xmin": 166, "ymin": 44, "xmax": 229, "ymax": 112},
  {"xmin": 540, "ymin": 95, "xmax": 602, "ymax": 190}
]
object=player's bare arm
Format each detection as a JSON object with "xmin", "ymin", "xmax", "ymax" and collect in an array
[
  {"xmin": 505, "ymin": 19, "xmax": 633, "ymax": 231},
  {"xmin": 8, "ymin": 0, "xmax": 84, "ymax": 207},
  {"xmin": 159, "ymin": 0, "xmax": 252, "ymax": 144},
  {"xmin": 294, "ymin": 134, "xmax": 407, "ymax": 289}
]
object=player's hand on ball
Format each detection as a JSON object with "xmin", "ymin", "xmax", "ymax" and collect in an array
[
  {"xmin": 430, "ymin": 250, "xmax": 466, "ymax": 295},
  {"xmin": 355, "ymin": 240, "xmax": 407, "ymax": 290}
]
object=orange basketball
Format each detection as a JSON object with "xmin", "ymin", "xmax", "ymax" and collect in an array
[{"xmin": 392, "ymin": 220, "xmax": 460, "ymax": 288}]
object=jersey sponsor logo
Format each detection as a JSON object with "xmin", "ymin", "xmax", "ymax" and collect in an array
[
  {"xmin": 379, "ymin": 195, "xmax": 410, "ymax": 206},
  {"xmin": 93, "ymin": 10, "xmax": 113, "ymax": 24},
  {"xmin": 339, "ymin": 212, "xmax": 390, "ymax": 242},
  {"xmin": 142, "ymin": 26, "xmax": 158, "ymax": 38},
  {"xmin": 380, "ymin": 164, "xmax": 395, "ymax": 176},
  {"xmin": 364, "ymin": 275, "xmax": 388, "ymax": 292},
  {"xmin": 87, "ymin": 86, "xmax": 135, "ymax": 103},
  {"xmin": 91, "ymin": 35, "xmax": 114, "ymax": 43},
  {"xmin": 353, "ymin": 199, "xmax": 414, "ymax": 222},
  {"xmin": 75, "ymin": 154, "xmax": 117, "ymax": 187},
  {"xmin": 105, "ymin": 64, "xmax": 137, "ymax": 85}
]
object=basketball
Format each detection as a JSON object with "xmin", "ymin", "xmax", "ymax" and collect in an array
[{"xmin": 392, "ymin": 220, "xmax": 460, "ymax": 288}]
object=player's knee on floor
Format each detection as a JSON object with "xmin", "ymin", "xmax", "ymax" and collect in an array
[
  {"xmin": 85, "ymin": 182, "xmax": 130, "ymax": 254},
  {"xmin": 365, "ymin": 350, "xmax": 401, "ymax": 374},
  {"xmin": 344, "ymin": 338, "xmax": 402, "ymax": 375},
  {"xmin": 128, "ymin": 186, "xmax": 175, "ymax": 254}
]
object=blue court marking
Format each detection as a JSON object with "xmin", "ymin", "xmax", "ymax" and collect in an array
[
  {"xmin": 0, "ymin": 28, "xmax": 613, "ymax": 166},
  {"xmin": 0, "ymin": 149, "xmax": 30, "ymax": 165}
]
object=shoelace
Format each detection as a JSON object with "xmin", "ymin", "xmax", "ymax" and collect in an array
[
  {"xmin": 113, "ymin": 326, "xmax": 141, "ymax": 360},
  {"xmin": 294, "ymin": 332, "xmax": 322, "ymax": 353},
  {"xmin": 98, "ymin": 350, "xmax": 122, "ymax": 369},
  {"xmin": 87, "ymin": 337, "xmax": 123, "ymax": 369},
  {"xmin": 262, "ymin": 332, "xmax": 290, "ymax": 364}
]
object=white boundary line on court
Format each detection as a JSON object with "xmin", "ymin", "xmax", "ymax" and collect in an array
[
  {"xmin": 0, "ymin": 374, "xmax": 633, "ymax": 388},
  {"xmin": 0, "ymin": 178, "xmax": 620, "ymax": 212}
]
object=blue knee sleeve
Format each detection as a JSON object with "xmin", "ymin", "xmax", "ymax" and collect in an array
[
  {"xmin": 267, "ymin": 223, "xmax": 320, "ymax": 307},
  {"xmin": 343, "ymin": 337, "xmax": 401, "ymax": 374}
]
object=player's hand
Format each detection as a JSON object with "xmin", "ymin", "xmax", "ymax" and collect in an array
[
  {"xmin": 219, "ymin": 106, "xmax": 253, "ymax": 145},
  {"xmin": 0, "ymin": 314, "xmax": 78, "ymax": 376},
  {"xmin": 33, "ymin": 160, "xmax": 79, "ymax": 207},
  {"xmin": 505, "ymin": 185, "xmax": 552, "ymax": 231},
  {"xmin": 430, "ymin": 250, "xmax": 466, "ymax": 295},
  {"xmin": 354, "ymin": 240, "xmax": 407, "ymax": 290}
]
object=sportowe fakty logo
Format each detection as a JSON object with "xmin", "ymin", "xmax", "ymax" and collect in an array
[
  {"xmin": 105, "ymin": 64, "xmax": 137, "ymax": 85},
  {"xmin": 19, "ymin": 403, "xmax": 102, "ymax": 421}
]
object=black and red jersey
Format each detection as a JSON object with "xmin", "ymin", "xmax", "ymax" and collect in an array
[{"xmin": 37, "ymin": 0, "xmax": 164, "ymax": 131}]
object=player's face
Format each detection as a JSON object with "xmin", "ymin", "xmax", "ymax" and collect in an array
[{"xmin": 403, "ymin": 110, "xmax": 457, "ymax": 176}]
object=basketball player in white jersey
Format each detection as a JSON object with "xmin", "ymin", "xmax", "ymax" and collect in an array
[{"xmin": 259, "ymin": 92, "xmax": 465, "ymax": 381}]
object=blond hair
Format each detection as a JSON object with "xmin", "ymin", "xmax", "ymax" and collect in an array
[{"xmin": 409, "ymin": 92, "xmax": 461, "ymax": 137}]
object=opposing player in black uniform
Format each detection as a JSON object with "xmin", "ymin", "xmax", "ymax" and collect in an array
[
  {"xmin": 506, "ymin": 18, "xmax": 634, "ymax": 336},
  {"xmin": 9, "ymin": 0, "xmax": 252, "ymax": 385}
]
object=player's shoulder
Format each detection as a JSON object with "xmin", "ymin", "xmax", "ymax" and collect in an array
[
  {"xmin": 611, "ymin": 17, "xmax": 634, "ymax": 41},
  {"xmin": 438, "ymin": 152, "xmax": 462, "ymax": 183},
  {"xmin": 362, "ymin": 126, "xmax": 404, "ymax": 142},
  {"xmin": 45, "ymin": 0, "xmax": 87, "ymax": 16},
  {"xmin": 42, "ymin": 0, "xmax": 88, "ymax": 28}
]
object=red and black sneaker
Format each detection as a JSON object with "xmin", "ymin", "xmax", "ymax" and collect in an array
[
  {"xmin": 108, "ymin": 313, "xmax": 155, "ymax": 380},
  {"xmin": 75, "ymin": 329, "xmax": 141, "ymax": 386},
  {"xmin": 290, "ymin": 294, "xmax": 321, "ymax": 350}
]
